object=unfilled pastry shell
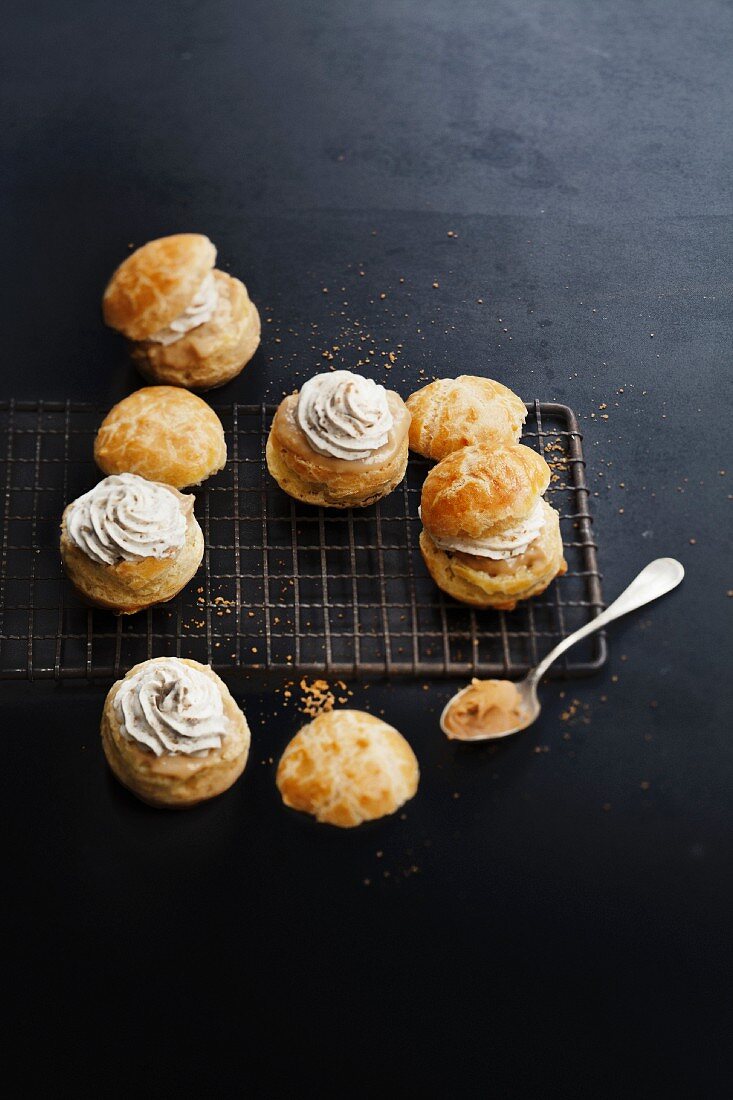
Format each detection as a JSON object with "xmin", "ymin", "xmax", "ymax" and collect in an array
[
  {"xmin": 276, "ymin": 709, "xmax": 419, "ymax": 828},
  {"xmin": 100, "ymin": 659, "xmax": 250, "ymax": 808},
  {"xmin": 419, "ymin": 499, "xmax": 567, "ymax": 610},
  {"xmin": 406, "ymin": 375, "xmax": 526, "ymax": 461},
  {"xmin": 420, "ymin": 442, "xmax": 551, "ymax": 539},
  {"xmin": 94, "ymin": 386, "xmax": 227, "ymax": 488},
  {"xmin": 130, "ymin": 271, "xmax": 261, "ymax": 391},
  {"xmin": 60, "ymin": 488, "xmax": 204, "ymax": 614},
  {"xmin": 265, "ymin": 391, "xmax": 410, "ymax": 508},
  {"xmin": 102, "ymin": 234, "xmax": 217, "ymax": 341}
]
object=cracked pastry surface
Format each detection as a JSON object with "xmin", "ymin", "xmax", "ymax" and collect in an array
[
  {"xmin": 276, "ymin": 709, "xmax": 419, "ymax": 828},
  {"xmin": 94, "ymin": 386, "xmax": 227, "ymax": 488},
  {"xmin": 103, "ymin": 233, "xmax": 260, "ymax": 390},
  {"xmin": 406, "ymin": 375, "xmax": 526, "ymax": 461},
  {"xmin": 101, "ymin": 658, "xmax": 250, "ymax": 808},
  {"xmin": 266, "ymin": 371, "xmax": 410, "ymax": 508},
  {"xmin": 419, "ymin": 443, "xmax": 566, "ymax": 609},
  {"xmin": 60, "ymin": 474, "xmax": 203, "ymax": 614}
]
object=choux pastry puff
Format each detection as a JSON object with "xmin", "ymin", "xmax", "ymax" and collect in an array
[
  {"xmin": 60, "ymin": 472, "xmax": 203, "ymax": 614},
  {"xmin": 103, "ymin": 233, "xmax": 260, "ymax": 390},
  {"xmin": 101, "ymin": 657, "xmax": 250, "ymax": 808},
  {"xmin": 266, "ymin": 370, "xmax": 411, "ymax": 508},
  {"xmin": 419, "ymin": 443, "xmax": 567, "ymax": 610},
  {"xmin": 94, "ymin": 386, "xmax": 227, "ymax": 489},
  {"xmin": 276, "ymin": 710, "xmax": 419, "ymax": 827},
  {"xmin": 406, "ymin": 375, "xmax": 526, "ymax": 461}
]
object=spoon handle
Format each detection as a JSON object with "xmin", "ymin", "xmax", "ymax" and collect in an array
[{"xmin": 530, "ymin": 557, "xmax": 684, "ymax": 683}]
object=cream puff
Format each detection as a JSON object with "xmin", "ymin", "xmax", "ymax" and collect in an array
[
  {"xmin": 60, "ymin": 473, "xmax": 204, "ymax": 614},
  {"xmin": 101, "ymin": 658, "xmax": 250, "ymax": 808},
  {"xmin": 406, "ymin": 375, "xmax": 526, "ymax": 461},
  {"xmin": 419, "ymin": 443, "xmax": 566, "ymax": 610},
  {"xmin": 276, "ymin": 709, "xmax": 419, "ymax": 828},
  {"xmin": 266, "ymin": 370, "xmax": 411, "ymax": 508},
  {"xmin": 94, "ymin": 386, "xmax": 227, "ymax": 488},
  {"xmin": 103, "ymin": 233, "xmax": 260, "ymax": 390}
]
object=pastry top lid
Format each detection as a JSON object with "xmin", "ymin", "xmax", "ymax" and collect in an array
[
  {"xmin": 93, "ymin": 386, "xmax": 227, "ymax": 489},
  {"xmin": 420, "ymin": 442, "xmax": 551, "ymax": 539},
  {"xmin": 102, "ymin": 234, "xmax": 217, "ymax": 340},
  {"xmin": 276, "ymin": 709, "xmax": 419, "ymax": 828},
  {"xmin": 406, "ymin": 375, "xmax": 526, "ymax": 461}
]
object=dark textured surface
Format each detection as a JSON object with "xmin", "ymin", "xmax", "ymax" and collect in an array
[{"xmin": 2, "ymin": 1, "xmax": 732, "ymax": 1093}]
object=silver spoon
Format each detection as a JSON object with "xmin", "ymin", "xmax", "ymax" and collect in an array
[{"xmin": 440, "ymin": 557, "xmax": 685, "ymax": 741}]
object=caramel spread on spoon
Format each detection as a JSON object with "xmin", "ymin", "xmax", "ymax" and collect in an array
[{"xmin": 442, "ymin": 678, "xmax": 529, "ymax": 740}]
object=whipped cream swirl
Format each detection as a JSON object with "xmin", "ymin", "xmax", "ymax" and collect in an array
[
  {"xmin": 65, "ymin": 473, "xmax": 187, "ymax": 565},
  {"xmin": 114, "ymin": 658, "xmax": 228, "ymax": 756},
  {"xmin": 427, "ymin": 499, "xmax": 546, "ymax": 560},
  {"xmin": 148, "ymin": 271, "xmax": 219, "ymax": 345},
  {"xmin": 297, "ymin": 370, "xmax": 394, "ymax": 460}
]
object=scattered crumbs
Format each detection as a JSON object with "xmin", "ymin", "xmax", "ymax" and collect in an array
[{"xmin": 289, "ymin": 676, "xmax": 354, "ymax": 718}]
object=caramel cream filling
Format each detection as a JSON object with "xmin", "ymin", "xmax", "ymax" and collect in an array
[
  {"xmin": 443, "ymin": 679, "xmax": 529, "ymax": 740},
  {"xmin": 272, "ymin": 391, "xmax": 410, "ymax": 473}
]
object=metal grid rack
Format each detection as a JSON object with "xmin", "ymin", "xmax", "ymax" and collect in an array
[{"xmin": 0, "ymin": 399, "xmax": 605, "ymax": 681}]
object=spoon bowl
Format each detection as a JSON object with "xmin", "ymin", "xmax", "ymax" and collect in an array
[
  {"xmin": 439, "ymin": 679, "xmax": 539, "ymax": 741},
  {"xmin": 440, "ymin": 558, "xmax": 684, "ymax": 742}
]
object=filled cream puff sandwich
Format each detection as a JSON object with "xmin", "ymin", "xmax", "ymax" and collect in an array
[
  {"xmin": 94, "ymin": 386, "xmax": 227, "ymax": 489},
  {"xmin": 102, "ymin": 233, "xmax": 260, "ymax": 390},
  {"xmin": 419, "ymin": 443, "xmax": 566, "ymax": 610},
  {"xmin": 101, "ymin": 658, "xmax": 250, "ymax": 808},
  {"xmin": 266, "ymin": 370, "xmax": 411, "ymax": 507},
  {"xmin": 406, "ymin": 375, "xmax": 526, "ymax": 461},
  {"xmin": 276, "ymin": 710, "xmax": 419, "ymax": 828},
  {"xmin": 60, "ymin": 473, "xmax": 204, "ymax": 614}
]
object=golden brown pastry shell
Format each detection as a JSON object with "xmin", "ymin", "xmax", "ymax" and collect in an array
[
  {"xmin": 94, "ymin": 386, "xmax": 227, "ymax": 488},
  {"xmin": 130, "ymin": 271, "xmax": 260, "ymax": 391},
  {"xmin": 276, "ymin": 709, "xmax": 419, "ymax": 828},
  {"xmin": 420, "ymin": 442, "xmax": 551, "ymax": 539},
  {"xmin": 101, "ymin": 659, "xmax": 250, "ymax": 808},
  {"xmin": 102, "ymin": 234, "xmax": 217, "ymax": 340},
  {"xmin": 265, "ymin": 391, "xmax": 410, "ymax": 508},
  {"xmin": 420, "ymin": 499, "xmax": 566, "ymax": 610},
  {"xmin": 406, "ymin": 375, "xmax": 526, "ymax": 461},
  {"xmin": 60, "ymin": 489, "xmax": 204, "ymax": 614}
]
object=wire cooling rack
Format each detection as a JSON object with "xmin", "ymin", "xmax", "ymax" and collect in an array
[{"xmin": 0, "ymin": 399, "xmax": 605, "ymax": 680}]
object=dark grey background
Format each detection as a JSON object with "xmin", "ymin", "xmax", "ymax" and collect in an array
[{"xmin": 2, "ymin": 1, "xmax": 731, "ymax": 1093}]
